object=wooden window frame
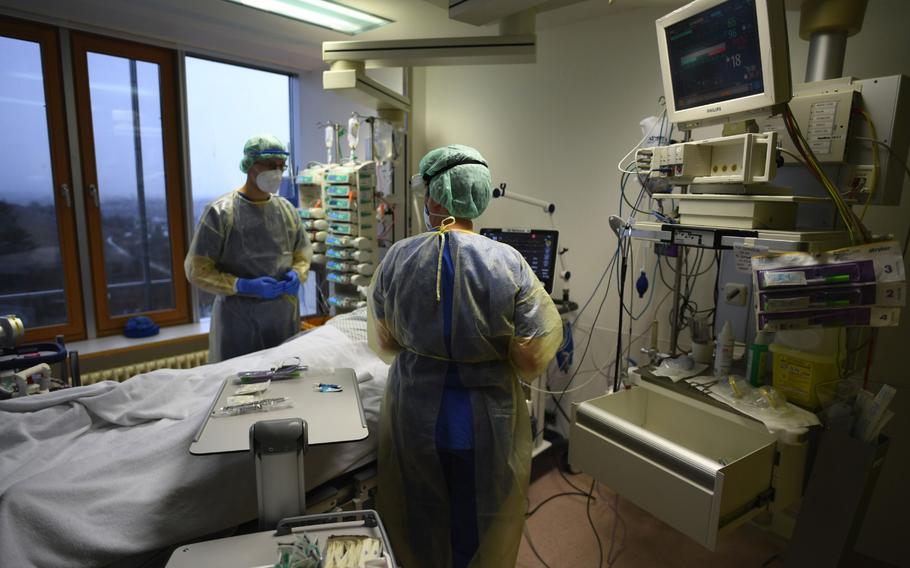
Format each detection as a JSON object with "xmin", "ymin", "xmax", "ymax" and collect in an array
[
  {"xmin": 70, "ymin": 33, "xmax": 190, "ymax": 335},
  {"xmin": 0, "ymin": 17, "xmax": 85, "ymax": 342}
]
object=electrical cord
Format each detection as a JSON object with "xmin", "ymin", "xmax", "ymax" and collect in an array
[
  {"xmin": 554, "ymin": 249, "xmax": 620, "ymax": 406},
  {"xmin": 851, "ymin": 136, "xmax": 910, "ymax": 255},
  {"xmin": 619, "ymin": 172, "xmax": 652, "ymax": 217},
  {"xmin": 526, "ymin": 491, "xmax": 591, "ymax": 518},
  {"xmin": 587, "ymin": 478, "xmax": 604, "ymax": 568},
  {"xmin": 522, "ymin": 524, "xmax": 553, "ymax": 568},
  {"xmin": 596, "ymin": 485, "xmax": 628, "ymax": 567},
  {"xmin": 556, "ymin": 450, "xmax": 590, "ymax": 494},
  {"xmin": 777, "ymin": 146, "xmax": 811, "ymax": 169},
  {"xmin": 783, "ymin": 104, "xmax": 870, "ymax": 242},
  {"xmin": 854, "ymin": 110, "xmax": 880, "ymax": 220},
  {"xmin": 854, "ymin": 137, "xmax": 910, "ymax": 179},
  {"xmin": 616, "ymin": 107, "xmax": 668, "ymax": 174}
]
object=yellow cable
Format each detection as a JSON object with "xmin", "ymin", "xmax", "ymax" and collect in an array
[
  {"xmin": 784, "ymin": 105, "xmax": 868, "ymax": 242},
  {"xmin": 857, "ymin": 109, "xmax": 880, "ymax": 220}
]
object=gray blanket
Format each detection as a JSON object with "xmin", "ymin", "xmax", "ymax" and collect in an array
[{"xmin": 0, "ymin": 325, "xmax": 389, "ymax": 567}]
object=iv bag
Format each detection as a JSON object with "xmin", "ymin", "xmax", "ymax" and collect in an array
[
  {"xmin": 640, "ymin": 115, "xmax": 668, "ymax": 147},
  {"xmin": 347, "ymin": 116, "xmax": 360, "ymax": 154},
  {"xmin": 374, "ymin": 121, "xmax": 395, "ymax": 162}
]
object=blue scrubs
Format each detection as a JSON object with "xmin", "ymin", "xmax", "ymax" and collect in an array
[{"xmin": 435, "ymin": 236, "xmax": 479, "ymax": 568}]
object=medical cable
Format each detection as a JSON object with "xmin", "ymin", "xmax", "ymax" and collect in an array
[
  {"xmin": 556, "ymin": 450, "xmax": 590, "ymax": 494},
  {"xmin": 853, "ymin": 137, "xmax": 910, "ymax": 181},
  {"xmin": 851, "ymin": 136, "xmax": 910, "ymax": 255},
  {"xmin": 539, "ymin": 270, "xmax": 620, "ymax": 401},
  {"xmin": 553, "ymin": 250, "xmax": 619, "ymax": 405},
  {"xmin": 620, "ymin": 256, "xmax": 660, "ymax": 320},
  {"xmin": 657, "ymin": 248, "xmax": 718, "ymax": 346},
  {"xmin": 523, "ymin": 451, "xmax": 598, "ymax": 568},
  {"xmin": 554, "ymin": 189, "xmax": 649, "ymax": 397},
  {"xmin": 617, "ymin": 107, "xmax": 667, "ymax": 174},
  {"xmin": 549, "ymin": 130, "xmax": 666, "ymax": 404},
  {"xmin": 854, "ymin": 109, "xmax": 880, "ymax": 220},
  {"xmin": 596, "ymin": 485, "xmax": 628, "ymax": 567},
  {"xmin": 613, "ymin": 229, "xmax": 632, "ymax": 392},
  {"xmin": 525, "ymin": 366, "xmax": 614, "ymax": 396},
  {"xmin": 526, "ymin": 491, "xmax": 592, "ymax": 518},
  {"xmin": 612, "ymin": 168, "xmax": 654, "ymax": 390},
  {"xmin": 783, "ymin": 105, "xmax": 870, "ymax": 243},
  {"xmin": 618, "ymin": 172, "xmax": 652, "ymax": 216},
  {"xmin": 776, "ymin": 147, "xmax": 811, "ymax": 169},
  {"xmin": 522, "ymin": 524, "xmax": 553, "ymax": 568},
  {"xmin": 784, "ymin": 106, "xmax": 857, "ymax": 238},
  {"xmin": 587, "ymin": 479, "xmax": 605, "ymax": 568}
]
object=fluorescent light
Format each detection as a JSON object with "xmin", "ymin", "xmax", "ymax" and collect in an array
[{"xmin": 226, "ymin": 0, "xmax": 391, "ymax": 35}]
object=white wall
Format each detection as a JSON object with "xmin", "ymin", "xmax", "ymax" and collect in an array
[
  {"xmin": 296, "ymin": 71, "xmax": 373, "ymax": 168},
  {"xmin": 295, "ymin": 68, "xmax": 406, "ymax": 169},
  {"xmin": 415, "ymin": 4, "xmax": 690, "ymax": 435},
  {"xmin": 414, "ymin": 1, "xmax": 910, "ymax": 564}
]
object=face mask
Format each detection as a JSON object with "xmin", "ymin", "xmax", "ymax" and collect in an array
[
  {"xmin": 424, "ymin": 202, "xmax": 437, "ymax": 231},
  {"xmin": 255, "ymin": 169, "xmax": 283, "ymax": 194}
]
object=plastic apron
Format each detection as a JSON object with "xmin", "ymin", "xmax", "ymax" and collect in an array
[
  {"xmin": 185, "ymin": 191, "xmax": 306, "ymax": 362},
  {"xmin": 368, "ymin": 225, "xmax": 562, "ymax": 568}
]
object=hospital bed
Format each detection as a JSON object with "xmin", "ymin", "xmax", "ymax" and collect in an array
[{"xmin": 0, "ymin": 309, "xmax": 389, "ymax": 568}]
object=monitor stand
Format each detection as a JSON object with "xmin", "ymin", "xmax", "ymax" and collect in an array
[{"xmin": 722, "ymin": 119, "xmax": 760, "ymax": 136}]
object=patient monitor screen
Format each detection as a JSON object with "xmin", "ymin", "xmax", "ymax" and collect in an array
[
  {"xmin": 666, "ymin": 0, "xmax": 765, "ymax": 111},
  {"xmin": 480, "ymin": 229, "xmax": 558, "ymax": 294}
]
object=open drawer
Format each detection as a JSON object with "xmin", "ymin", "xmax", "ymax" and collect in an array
[{"xmin": 569, "ymin": 385, "xmax": 777, "ymax": 550}]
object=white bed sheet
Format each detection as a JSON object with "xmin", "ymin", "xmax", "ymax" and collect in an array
[{"xmin": 0, "ymin": 324, "xmax": 389, "ymax": 567}]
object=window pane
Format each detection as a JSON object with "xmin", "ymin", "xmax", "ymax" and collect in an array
[
  {"xmin": 0, "ymin": 35, "xmax": 68, "ymax": 329},
  {"xmin": 87, "ymin": 52, "xmax": 175, "ymax": 317},
  {"xmin": 185, "ymin": 57, "xmax": 304, "ymax": 317}
]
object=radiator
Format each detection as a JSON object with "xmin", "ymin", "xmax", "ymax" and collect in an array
[{"xmin": 82, "ymin": 350, "xmax": 209, "ymax": 385}]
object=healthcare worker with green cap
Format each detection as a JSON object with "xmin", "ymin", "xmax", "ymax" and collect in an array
[
  {"xmin": 185, "ymin": 134, "xmax": 311, "ymax": 362},
  {"xmin": 367, "ymin": 144, "xmax": 562, "ymax": 568}
]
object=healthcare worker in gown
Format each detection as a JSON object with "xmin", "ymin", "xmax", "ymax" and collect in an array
[
  {"xmin": 367, "ymin": 144, "xmax": 562, "ymax": 568},
  {"xmin": 185, "ymin": 134, "xmax": 311, "ymax": 362}
]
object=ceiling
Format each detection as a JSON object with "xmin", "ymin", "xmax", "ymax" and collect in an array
[
  {"xmin": 0, "ymin": 0, "xmax": 693, "ymax": 72},
  {"xmin": 0, "ymin": 0, "xmax": 803, "ymax": 72}
]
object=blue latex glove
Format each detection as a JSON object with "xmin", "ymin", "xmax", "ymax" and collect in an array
[
  {"xmin": 236, "ymin": 276, "xmax": 283, "ymax": 300},
  {"xmin": 282, "ymin": 270, "xmax": 301, "ymax": 297}
]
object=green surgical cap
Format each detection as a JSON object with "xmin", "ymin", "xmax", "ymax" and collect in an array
[
  {"xmin": 240, "ymin": 134, "xmax": 289, "ymax": 173},
  {"xmin": 419, "ymin": 144, "xmax": 492, "ymax": 219}
]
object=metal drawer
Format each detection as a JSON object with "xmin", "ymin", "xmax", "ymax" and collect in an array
[{"xmin": 569, "ymin": 385, "xmax": 777, "ymax": 550}]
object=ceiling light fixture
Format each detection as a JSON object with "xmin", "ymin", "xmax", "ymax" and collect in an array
[{"xmin": 224, "ymin": 0, "xmax": 390, "ymax": 35}]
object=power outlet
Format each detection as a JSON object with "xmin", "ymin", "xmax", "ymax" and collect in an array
[
  {"xmin": 850, "ymin": 165, "xmax": 877, "ymax": 194},
  {"xmin": 724, "ymin": 283, "xmax": 748, "ymax": 306}
]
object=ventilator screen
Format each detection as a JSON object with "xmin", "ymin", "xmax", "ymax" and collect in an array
[
  {"xmin": 665, "ymin": 0, "xmax": 764, "ymax": 111},
  {"xmin": 480, "ymin": 229, "xmax": 558, "ymax": 294}
]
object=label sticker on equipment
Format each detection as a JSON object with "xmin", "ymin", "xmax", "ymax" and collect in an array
[
  {"xmin": 806, "ymin": 101, "xmax": 838, "ymax": 156},
  {"xmin": 735, "ymin": 242, "xmax": 768, "ymax": 273},
  {"xmin": 673, "ymin": 229, "xmax": 712, "ymax": 247}
]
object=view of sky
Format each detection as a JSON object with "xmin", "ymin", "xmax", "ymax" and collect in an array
[
  {"xmin": 0, "ymin": 36, "xmax": 313, "ymax": 320},
  {"xmin": 0, "ymin": 35, "xmax": 54, "ymax": 206},
  {"xmin": 185, "ymin": 56, "xmax": 291, "ymax": 223},
  {"xmin": 0, "ymin": 42, "xmax": 291, "ymax": 212}
]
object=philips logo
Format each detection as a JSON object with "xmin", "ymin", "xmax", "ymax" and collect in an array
[{"xmin": 706, "ymin": 106, "xmax": 723, "ymax": 114}]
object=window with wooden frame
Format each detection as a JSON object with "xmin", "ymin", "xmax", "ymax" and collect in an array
[
  {"xmin": 70, "ymin": 33, "xmax": 190, "ymax": 335},
  {"xmin": 0, "ymin": 18, "xmax": 85, "ymax": 343}
]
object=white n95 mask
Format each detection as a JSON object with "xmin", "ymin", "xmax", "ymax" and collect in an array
[
  {"xmin": 256, "ymin": 170, "xmax": 283, "ymax": 194},
  {"xmin": 424, "ymin": 203, "xmax": 435, "ymax": 231}
]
